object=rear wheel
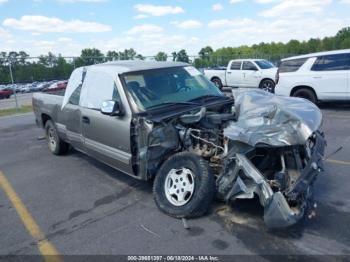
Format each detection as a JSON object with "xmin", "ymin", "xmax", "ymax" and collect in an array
[
  {"xmin": 293, "ymin": 88, "xmax": 317, "ymax": 104},
  {"xmin": 45, "ymin": 120, "xmax": 69, "ymax": 155},
  {"xmin": 211, "ymin": 78, "xmax": 223, "ymax": 90},
  {"xmin": 259, "ymin": 79, "xmax": 275, "ymax": 93},
  {"xmin": 153, "ymin": 152, "xmax": 215, "ymax": 218}
]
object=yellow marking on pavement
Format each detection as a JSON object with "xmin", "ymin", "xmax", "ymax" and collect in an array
[
  {"xmin": 0, "ymin": 171, "xmax": 62, "ymax": 262},
  {"xmin": 326, "ymin": 159, "xmax": 350, "ymax": 166}
]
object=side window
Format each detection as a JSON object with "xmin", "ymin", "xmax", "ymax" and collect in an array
[
  {"xmin": 230, "ymin": 61, "xmax": 241, "ymax": 70},
  {"xmin": 80, "ymin": 69, "xmax": 119, "ymax": 110},
  {"xmin": 311, "ymin": 54, "xmax": 350, "ymax": 71},
  {"xmin": 279, "ymin": 58, "xmax": 308, "ymax": 73},
  {"xmin": 242, "ymin": 61, "xmax": 258, "ymax": 71},
  {"xmin": 68, "ymin": 85, "xmax": 82, "ymax": 105}
]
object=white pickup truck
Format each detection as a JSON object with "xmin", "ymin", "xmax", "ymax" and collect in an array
[{"xmin": 204, "ymin": 59, "xmax": 278, "ymax": 92}]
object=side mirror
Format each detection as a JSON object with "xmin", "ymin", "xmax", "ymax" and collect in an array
[{"xmin": 101, "ymin": 100, "xmax": 124, "ymax": 116}]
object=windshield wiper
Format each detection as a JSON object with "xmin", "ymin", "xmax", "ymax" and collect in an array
[{"xmin": 146, "ymin": 101, "xmax": 200, "ymax": 110}]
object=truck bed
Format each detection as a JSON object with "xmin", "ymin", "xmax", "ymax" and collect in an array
[{"xmin": 32, "ymin": 92, "xmax": 64, "ymax": 128}]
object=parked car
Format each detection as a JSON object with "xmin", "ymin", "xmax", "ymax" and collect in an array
[
  {"xmin": 32, "ymin": 61, "xmax": 325, "ymax": 228},
  {"xmin": 43, "ymin": 80, "xmax": 68, "ymax": 93},
  {"xmin": 204, "ymin": 59, "xmax": 277, "ymax": 92},
  {"xmin": 0, "ymin": 88, "xmax": 14, "ymax": 99},
  {"xmin": 33, "ymin": 82, "xmax": 50, "ymax": 92},
  {"xmin": 275, "ymin": 49, "xmax": 350, "ymax": 104}
]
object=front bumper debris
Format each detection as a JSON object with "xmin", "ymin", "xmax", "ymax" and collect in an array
[{"xmin": 217, "ymin": 131, "xmax": 326, "ymax": 228}]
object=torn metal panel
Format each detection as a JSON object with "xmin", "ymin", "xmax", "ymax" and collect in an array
[{"xmin": 224, "ymin": 89, "xmax": 323, "ymax": 147}]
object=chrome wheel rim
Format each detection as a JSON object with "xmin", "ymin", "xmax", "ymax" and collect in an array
[
  {"xmin": 261, "ymin": 81, "xmax": 274, "ymax": 93},
  {"xmin": 164, "ymin": 168, "xmax": 195, "ymax": 206},
  {"xmin": 48, "ymin": 127, "xmax": 57, "ymax": 152}
]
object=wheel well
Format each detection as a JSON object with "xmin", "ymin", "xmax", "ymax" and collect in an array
[
  {"xmin": 290, "ymin": 85, "xmax": 317, "ymax": 98},
  {"xmin": 259, "ymin": 78, "xmax": 275, "ymax": 86},
  {"xmin": 41, "ymin": 113, "xmax": 51, "ymax": 127},
  {"xmin": 211, "ymin": 77, "xmax": 221, "ymax": 82}
]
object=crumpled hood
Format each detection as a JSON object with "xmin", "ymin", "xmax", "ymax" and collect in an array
[{"xmin": 224, "ymin": 89, "xmax": 323, "ymax": 147}]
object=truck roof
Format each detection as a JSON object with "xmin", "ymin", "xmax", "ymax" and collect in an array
[
  {"xmin": 91, "ymin": 60, "xmax": 189, "ymax": 74},
  {"xmin": 281, "ymin": 49, "xmax": 350, "ymax": 61}
]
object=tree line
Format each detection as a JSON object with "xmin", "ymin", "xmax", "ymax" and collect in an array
[{"xmin": 0, "ymin": 27, "xmax": 349, "ymax": 84}]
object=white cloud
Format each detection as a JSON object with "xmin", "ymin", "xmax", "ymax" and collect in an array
[
  {"xmin": 0, "ymin": 27, "xmax": 12, "ymax": 39},
  {"xmin": 57, "ymin": 37, "xmax": 72, "ymax": 42},
  {"xmin": 230, "ymin": 0, "xmax": 244, "ymax": 3},
  {"xmin": 125, "ymin": 24, "xmax": 163, "ymax": 35},
  {"xmin": 3, "ymin": 15, "xmax": 111, "ymax": 33},
  {"xmin": 133, "ymin": 14, "xmax": 148, "ymax": 19},
  {"xmin": 134, "ymin": 4, "xmax": 184, "ymax": 16},
  {"xmin": 93, "ymin": 33, "xmax": 200, "ymax": 56},
  {"xmin": 173, "ymin": 20, "xmax": 202, "ymax": 29},
  {"xmin": 212, "ymin": 3, "xmax": 223, "ymax": 11},
  {"xmin": 0, "ymin": 0, "xmax": 8, "ymax": 4},
  {"xmin": 260, "ymin": 0, "xmax": 332, "ymax": 17},
  {"xmin": 255, "ymin": 0, "xmax": 280, "ymax": 3},
  {"xmin": 340, "ymin": 0, "xmax": 350, "ymax": 3},
  {"xmin": 57, "ymin": 0, "xmax": 108, "ymax": 3},
  {"xmin": 208, "ymin": 18, "xmax": 254, "ymax": 28},
  {"xmin": 206, "ymin": 16, "xmax": 350, "ymax": 50}
]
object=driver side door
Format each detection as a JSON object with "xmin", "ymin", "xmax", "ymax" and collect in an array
[{"xmin": 241, "ymin": 61, "xmax": 260, "ymax": 88}]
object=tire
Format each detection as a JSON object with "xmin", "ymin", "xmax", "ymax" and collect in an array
[
  {"xmin": 292, "ymin": 88, "xmax": 317, "ymax": 104},
  {"xmin": 6, "ymin": 95, "xmax": 10, "ymax": 99},
  {"xmin": 211, "ymin": 78, "xmax": 223, "ymax": 90},
  {"xmin": 153, "ymin": 152, "xmax": 215, "ymax": 218},
  {"xmin": 45, "ymin": 120, "xmax": 69, "ymax": 155},
  {"xmin": 259, "ymin": 79, "xmax": 275, "ymax": 93}
]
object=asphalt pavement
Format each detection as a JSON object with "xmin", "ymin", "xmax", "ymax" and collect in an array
[{"xmin": 0, "ymin": 105, "xmax": 350, "ymax": 258}]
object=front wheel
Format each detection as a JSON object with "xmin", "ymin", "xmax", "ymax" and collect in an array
[
  {"xmin": 45, "ymin": 120, "xmax": 69, "ymax": 155},
  {"xmin": 259, "ymin": 79, "xmax": 275, "ymax": 93},
  {"xmin": 153, "ymin": 152, "xmax": 215, "ymax": 218},
  {"xmin": 293, "ymin": 88, "xmax": 317, "ymax": 104},
  {"xmin": 211, "ymin": 78, "xmax": 223, "ymax": 90}
]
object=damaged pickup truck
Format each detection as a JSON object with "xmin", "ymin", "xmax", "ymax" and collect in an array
[{"xmin": 32, "ymin": 61, "xmax": 326, "ymax": 228}]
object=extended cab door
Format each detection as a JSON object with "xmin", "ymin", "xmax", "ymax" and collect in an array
[
  {"xmin": 57, "ymin": 68, "xmax": 85, "ymax": 152},
  {"xmin": 241, "ymin": 61, "xmax": 260, "ymax": 88},
  {"xmin": 310, "ymin": 53, "xmax": 349, "ymax": 100},
  {"xmin": 225, "ymin": 60, "xmax": 242, "ymax": 87},
  {"xmin": 79, "ymin": 68, "xmax": 133, "ymax": 175}
]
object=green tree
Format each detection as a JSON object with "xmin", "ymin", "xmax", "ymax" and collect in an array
[
  {"xmin": 198, "ymin": 46, "xmax": 214, "ymax": 60},
  {"xmin": 176, "ymin": 49, "xmax": 189, "ymax": 63},
  {"xmin": 155, "ymin": 52, "xmax": 168, "ymax": 61},
  {"xmin": 76, "ymin": 48, "xmax": 105, "ymax": 66},
  {"xmin": 106, "ymin": 51, "xmax": 119, "ymax": 61}
]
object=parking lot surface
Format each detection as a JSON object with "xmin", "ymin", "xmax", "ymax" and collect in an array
[{"xmin": 1, "ymin": 105, "xmax": 350, "ymax": 257}]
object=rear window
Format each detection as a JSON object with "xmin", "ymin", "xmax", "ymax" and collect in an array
[
  {"xmin": 311, "ymin": 53, "xmax": 350, "ymax": 71},
  {"xmin": 279, "ymin": 58, "xmax": 308, "ymax": 73},
  {"xmin": 230, "ymin": 61, "xmax": 241, "ymax": 70}
]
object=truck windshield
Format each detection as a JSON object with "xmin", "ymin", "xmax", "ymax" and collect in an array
[
  {"xmin": 122, "ymin": 66, "xmax": 224, "ymax": 112},
  {"xmin": 254, "ymin": 60, "xmax": 275, "ymax": 69}
]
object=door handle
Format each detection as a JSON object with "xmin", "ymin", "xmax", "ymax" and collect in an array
[
  {"xmin": 82, "ymin": 116, "xmax": 90, "ymax": 124},
  {"xmin": 313, "ymin": 76, "xmax": 322, "ymax": 79},
  {"xmin": 227, "ymin": 72, "xmax": 232, "ymax": 74}
]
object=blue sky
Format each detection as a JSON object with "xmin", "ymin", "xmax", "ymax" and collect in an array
[{"xmin": 0, "ymin": 0, "xmax": 349, "ymax": 56}]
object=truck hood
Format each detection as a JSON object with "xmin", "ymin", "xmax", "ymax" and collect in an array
[{"xmin": 224, "ymin": 90, "xmax": 323, "ymax": 147}]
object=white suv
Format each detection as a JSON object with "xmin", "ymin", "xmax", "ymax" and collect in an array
[{"xmin": 275, "ymin": 49, "xmax": 350, "ymax": 103}]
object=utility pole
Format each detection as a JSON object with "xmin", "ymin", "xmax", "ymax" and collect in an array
[{"xmin": 8, "ymin": 62, "xmax": 19, "ymax": 110}]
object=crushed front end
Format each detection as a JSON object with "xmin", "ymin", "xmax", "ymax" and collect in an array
[{"xmin": 217, "ymin": 90, "xmax": 326, "ymax": 228}]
